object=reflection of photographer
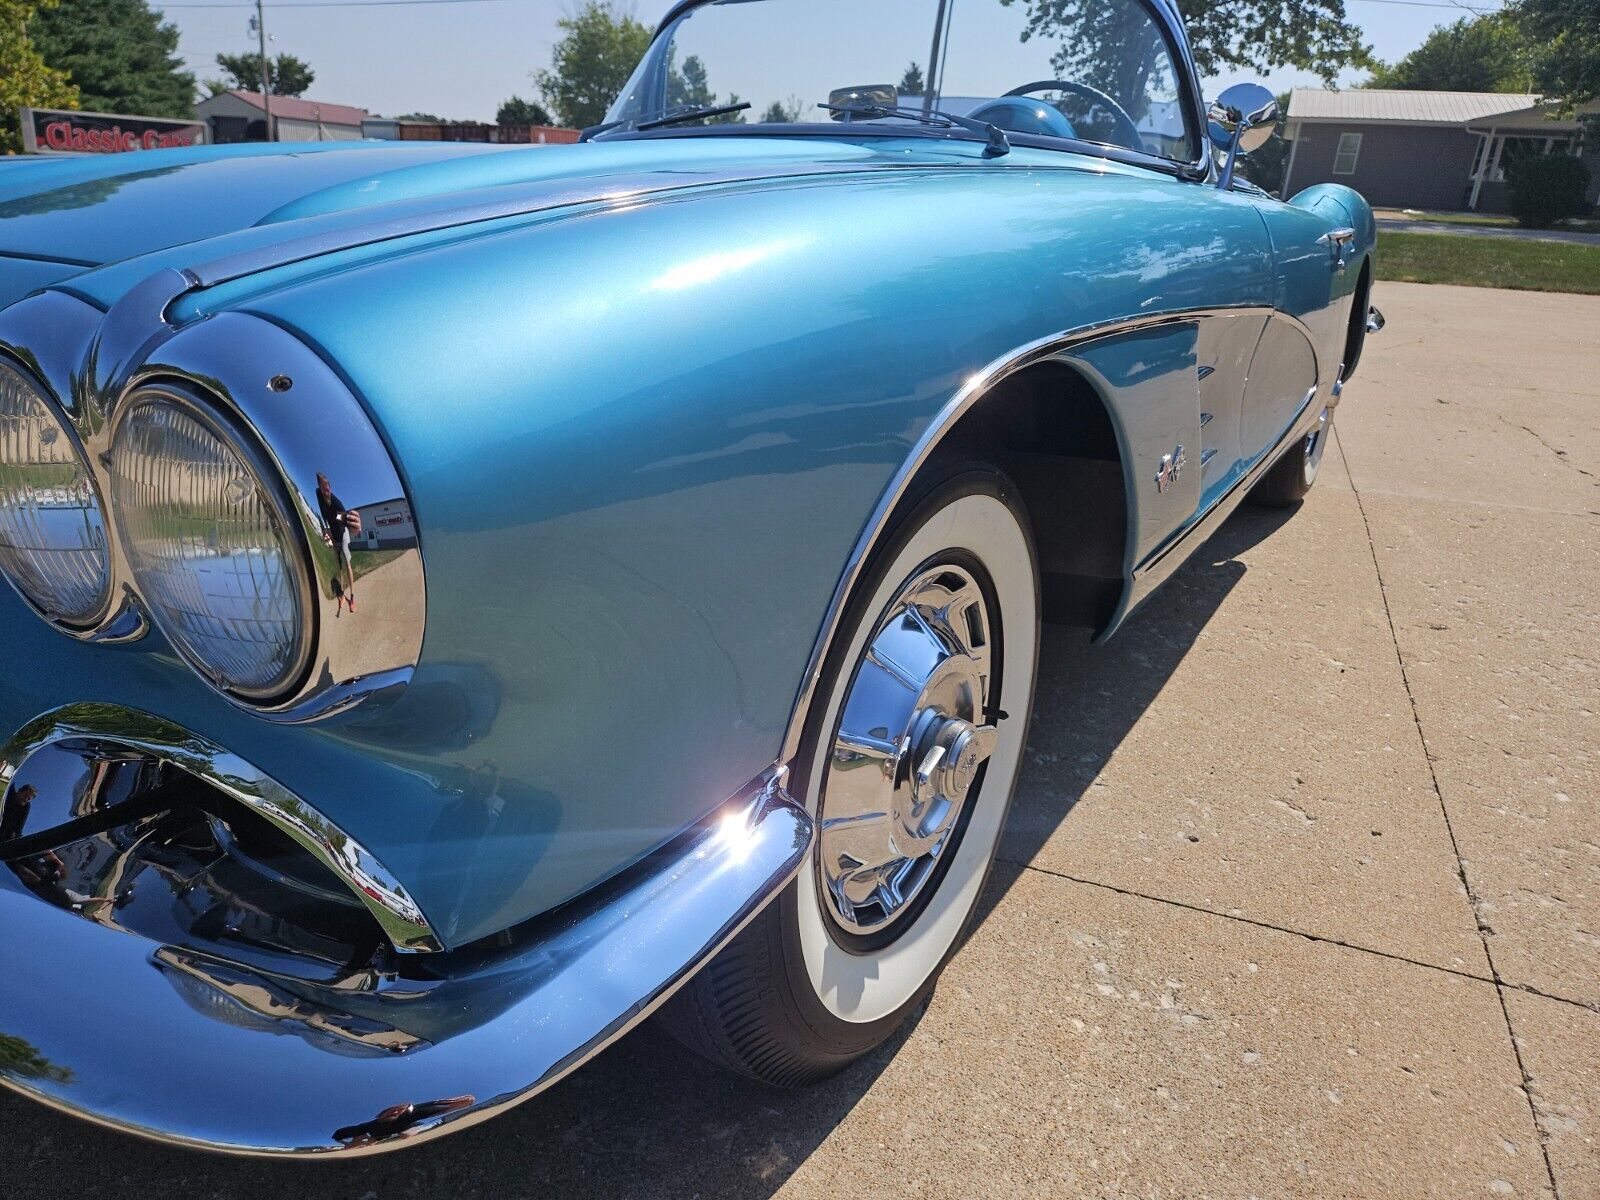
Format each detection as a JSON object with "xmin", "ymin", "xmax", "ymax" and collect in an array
[{"xmin": 316, "ymin": 473, "xmax": 361, "ymax": 615}]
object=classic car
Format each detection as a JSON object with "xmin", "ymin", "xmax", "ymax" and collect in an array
[{"xmin": 0, "ymin": 0, "xmax": 1380, "ymax": 1157}]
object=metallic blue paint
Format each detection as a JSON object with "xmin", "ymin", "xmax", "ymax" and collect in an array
[
  {"xmin": 0, "ymin": 0, "xmax": 1380, "ymax": 1151},
  {"xmin": 0, "ymin": 133, "xmax": 1374, "ymax": 947},
  {"xmin": 0, "ymin": 254, "xmax": 85, "ymax": 309}
]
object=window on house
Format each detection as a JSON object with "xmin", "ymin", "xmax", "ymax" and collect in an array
[{"xmin": 1332, "ymin": 132, "xmax": 1362, "ymax": 175}]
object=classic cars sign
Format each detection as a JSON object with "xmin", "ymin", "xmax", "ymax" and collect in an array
[{"xmin": 20, "ymin": 107, "xmax": 205, "ymax": 155}]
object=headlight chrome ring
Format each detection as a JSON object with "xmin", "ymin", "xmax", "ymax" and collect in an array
[
  {"xmin": 0, "ymin": 288, "xmax": 425, "ymax": 723},
  {"xmin": 0, "ymin": 356, "xmax": 113, "ymax": 630},
  {"xmin": 108, "ymin": 384, "xmax": 316, "ymax": 702}
]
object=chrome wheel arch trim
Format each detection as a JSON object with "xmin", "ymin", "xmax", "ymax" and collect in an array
[
  {"xmin": 0, "ymin": 281, "xmax": 426, "ymax": 723},
  {"xmin": 778, "ymin": 303, "xmax": 1322, "ymax": 767},
  {"xmin": 0, "ymin": 702, "xmax": 443, "ymax": 953}
]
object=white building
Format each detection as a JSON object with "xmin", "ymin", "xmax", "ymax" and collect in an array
[
  {"xmin": 352, "ymin": 499, "xmax": 417, "ymax": 551},
  {"xmin": 196, "ymin": 90, "xmax": 370, "ymax": 144}
]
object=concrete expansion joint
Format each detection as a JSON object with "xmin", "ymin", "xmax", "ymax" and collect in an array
[{"xmin": 1334, "ymin": 424, "xmax": 1564, "ymax": 1200}]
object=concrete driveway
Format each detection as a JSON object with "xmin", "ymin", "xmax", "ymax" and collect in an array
[{"xmin": 3, "ymin": 283, "xmax": 1595, "ymax": 1199}]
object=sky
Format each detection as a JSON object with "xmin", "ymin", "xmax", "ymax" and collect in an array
[{"xmin": 158, "ymin": 0, "xmax": 1512, "ymax": 125}]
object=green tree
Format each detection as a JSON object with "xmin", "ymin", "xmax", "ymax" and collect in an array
[
  {"xmin": 1365, "ymin": 15, "xmax": 1530, "ymax": 93},
  {"xmin": 32, "ymin": 0, "xmax": 194, "ymax": 119},
  {"xmin": 900, "ymin": 62, "xmax": 926, "ymax": 97},
  {"xmin": 1237, "ymin": 91, "xmax": 1291, "ymax": 194},
  {"xmin": 497, "ymin": 94, "xmax": 552, "ymax": 125},
  {"xmin": 0, "ymin": 1032, "xmax": 71, "ymax": 1083},
  {"xmin": 534, "ymin": 1, "xmax": 652, "ymax": 130},
  {"xmin": 1001, "ymin": 0, "xmax": 1371, "ymax": 87},
  {"xmin": 1505, "ymin": 152, "xmax": 1591, "ymax": 228},
  {"xmin": 665, "ymin": 53, "xmax": 743, "ymax": 122},
  {"xmin": 1, "ymin": 0, "xmax": 77, "ymax": 153},
  {"xmin": 1510, "ymin": 0, "xmax": 1600, "ymax": 106},
  {"xmin": 761, "ymin": 96, "xmax": 805, "ymax": 123},
  {"xmin": 213, "ymin": 50, "xmax": 315, "ymax": 98},
  {"xmin": 667, "ymin": 52, "xmax": 714, "ymax": 110}
]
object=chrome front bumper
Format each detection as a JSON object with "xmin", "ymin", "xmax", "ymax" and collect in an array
[{"xmin": 0, "ymin": 752, "xmax": 811, "ymax": 1156}]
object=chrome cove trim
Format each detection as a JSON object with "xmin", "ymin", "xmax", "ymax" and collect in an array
[
  {"xmin": 778, "ymin": 304, "xmax": 1319, "ymax": 766},
  {"xmin": 0, "ymin": 285, "xmax": 426, "ymax": 722},
  {"xmin": 1131, "ymin": 384, "xmax": 1319, "ymax": 588},
  {"xmin": 0, "ymin": 703, "xmax": 442, "ymax": 953},
  {"xmin": 0, "ymin": 762, "xmax": 811, "ymax": 1157}
]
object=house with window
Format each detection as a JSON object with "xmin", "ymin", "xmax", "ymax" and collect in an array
[{"xmin": 1281, "ymin": 89, "xmax": 1599, "ymax": 214}]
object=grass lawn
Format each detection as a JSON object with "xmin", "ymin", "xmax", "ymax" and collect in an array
[{"xmin": 1377, "ymin": 231, "xmax": 1600, "ymax": 295}]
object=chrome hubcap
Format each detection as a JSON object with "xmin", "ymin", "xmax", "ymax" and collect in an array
[
  {"xmin": 819, "ymin": 564, "xmax": 998, "ymax": 938},
  {"xmin": 1304, "ymin": 407, "xmax": 1329, "ymax": 485}
]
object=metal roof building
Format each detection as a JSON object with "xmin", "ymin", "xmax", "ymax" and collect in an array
[{"xmin": 1282, "ymin": 89, "xmax": 1598, "ymax": 213}]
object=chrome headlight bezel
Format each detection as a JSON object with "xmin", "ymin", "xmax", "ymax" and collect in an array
[
  {"xmin": 108, "ymin": 381, "xmax": 318, "ymax": 703},
  {"xmin": 0, "ymin": 353, "xmax": 115, "ymax": 632},
  {"xmin": 0, "ymin": 280, "xmax": 426, "ymax": 723}
]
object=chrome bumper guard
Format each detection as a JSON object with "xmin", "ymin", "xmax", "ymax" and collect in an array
[{"xmin": 0, "ymin": 750, "xmax": 811, "ymax": 1156}]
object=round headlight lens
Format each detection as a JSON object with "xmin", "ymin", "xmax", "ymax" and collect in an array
[
  {"xmin": 109, "ymin": 391, "xmax": 311, "ymax": 699},
  {"xmin": 0, "ymin": 359, "xmax": 110, "ymax": 626}
]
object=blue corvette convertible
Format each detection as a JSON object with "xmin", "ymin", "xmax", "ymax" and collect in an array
[{"xmin": 0, "ymin": 0, "xmax": 1379, "ymax": 1155}]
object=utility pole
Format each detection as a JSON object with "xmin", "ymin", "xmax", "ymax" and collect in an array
[{"xmin": 254, "ymin": 0, "xmax": 275, "ymax": 142}]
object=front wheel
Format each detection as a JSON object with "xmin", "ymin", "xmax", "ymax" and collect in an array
[
  {"xmin": 659, "ymin": 468, "xmax": 1040, "ymax": 1085},
  {"xmin": 1251, "ymin": 406, "xmax": 1331, "ymax": 508}
]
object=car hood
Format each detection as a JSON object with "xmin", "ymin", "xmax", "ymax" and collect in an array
[{"xmin": 0, "ymin": 136, "xmax": 1038, "ymax": 275}]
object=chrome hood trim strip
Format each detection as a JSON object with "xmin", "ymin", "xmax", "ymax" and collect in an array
[{"xmin": 0, "ymin": 761, "xmax": 811, "ymax": 1156}]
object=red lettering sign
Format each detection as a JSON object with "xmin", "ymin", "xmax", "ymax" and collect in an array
[{"xmin": 31, "ymin": 112, "xmax": 201, "ymax": 155}]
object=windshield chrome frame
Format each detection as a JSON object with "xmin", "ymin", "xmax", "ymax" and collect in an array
[{"xmin": 620, "ymin": 0, "xmax": 1212, "ymax": 179}]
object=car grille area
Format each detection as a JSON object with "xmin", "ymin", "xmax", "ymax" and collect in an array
[{"xmin": 0, "ymin": 737, "xmax": 394, "ymax": 992}]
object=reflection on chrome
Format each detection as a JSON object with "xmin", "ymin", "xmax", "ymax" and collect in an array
[
  {"xmin": 0, "ymin": 357, "xmax": 110, "ymax": 627},
  {"xmin": 155, "ymin": 949, "xmax": 429, "ymax": 1058},
  {"xmin": 0, "ymin": 286, "xmax": 428, "ymax": 721},
  {"xmin": 110, "ymin": 388, "xmax": 313, "ymax": 698},
  {"xmin": 332, "ymin": 1096, "xmax": 476, "ymax": 1148},
  {"xmin": 0, "ymin": 705, "xmax": 443, "ymax": 955}
]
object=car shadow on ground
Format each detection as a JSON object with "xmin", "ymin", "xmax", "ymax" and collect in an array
[{"xmin": 0, "ymin": 504, "xmax": 1299, "ymax": 1200}]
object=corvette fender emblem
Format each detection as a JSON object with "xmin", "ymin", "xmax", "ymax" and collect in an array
[{"xmin": 1155, "ymin": 445, "xmax": 1186, "ymax": 494}]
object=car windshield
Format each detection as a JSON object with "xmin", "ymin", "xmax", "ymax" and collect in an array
[{"xmin": 602, "ymin": 0, "xmax": 1197, "ymax": 164}]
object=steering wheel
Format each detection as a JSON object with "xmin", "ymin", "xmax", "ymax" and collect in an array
[{"xmin": 997, "ymin": 81, "xmax": 1143, "ymax": 152}]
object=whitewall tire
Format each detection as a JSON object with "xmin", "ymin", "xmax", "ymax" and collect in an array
[{"xmin": 660, "ymin": 467, "xmax": 1040, "ymax": 1084}]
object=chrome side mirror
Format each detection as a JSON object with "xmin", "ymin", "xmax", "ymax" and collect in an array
[{"xmin": 1208, "ymin": 83, "xmax": 1279, "ymax": 191}]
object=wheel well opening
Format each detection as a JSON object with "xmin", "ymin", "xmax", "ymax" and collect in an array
[
  {"xmin": 927, "ymin": 360, "xmax": 1128, "ymax": 629},
  {"xmin": 1341, "ymin": 259, "xmax": 1374, "ymax": 382}
]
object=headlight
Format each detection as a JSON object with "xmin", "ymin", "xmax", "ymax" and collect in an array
[
  {"xmin": 0, "ymin": 358, "xmax": 111, "ymax": 626},
  {"xmin": 109, "ymin": 387, "xmax": 313, "ymax": 699}
]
